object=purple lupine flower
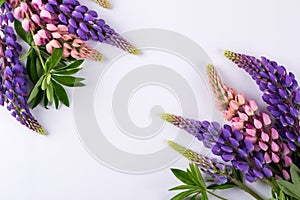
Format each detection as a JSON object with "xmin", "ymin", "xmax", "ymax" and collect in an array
[
  {"xmin": 45, "ymin": 0, "xmax": 139, "ymax": 54},
  {"xmin": 0, "ymin": 2, "xmax": 45, "ymax": 134},
  {"xmin": 161, "ymin": 113, "xmax": 273, "ymax": 182},
  {"xmin": 207, "ymin": 64, "xmax": 292, "ymax": 180},
  {"xmin": 168, "ymin": 140, "xmax": 233, "ymax": 185},
  {"xmin": 224, "ymin": 51, "xmax": 300, "ymax": 150}
]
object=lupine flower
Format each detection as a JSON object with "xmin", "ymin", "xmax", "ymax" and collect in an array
[
  {"xmin": 207, "ymin": 65, "xmax": 292, "ymax": 180},
  {"xmin": 0, "ymin": 2, "xmax": 45, "ymax": 134},
  {"xmin": 161, "ymin": 113, "xmax": 273, "ymax": 182},
  {"xmin": 13, "ymin": 0, "xmax": 103, "ymax": 61},
  {"xmin": 224, "ymin": 51, "xmax": 300, "ymax": 150},
  {"xmin": 168, "ymin": 140, "xmax": 233, "ymax": 185},
  {"xmin": 45, "ymin": 0, "xmax": 139, "ymax": 54},
  {"xmin": 94, "ymin": 0, "xmax": 111, "ymax": 8}
]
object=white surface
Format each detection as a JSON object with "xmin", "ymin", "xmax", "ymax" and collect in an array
[{"xmin": 1, "ymin": 0, "xmax": 300, "ymax": 199}]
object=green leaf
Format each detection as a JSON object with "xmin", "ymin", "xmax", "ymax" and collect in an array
[
  {"xmin": 171, "ymin": 190, "xmax": 198, "ymax": 200},
  {"xmin": 43, "ymin": 92, "xmax": 49, "ymax": 108},
  {"xmin": 190, "ymin": 163, "xmax": 205, "ymax": 187},
  {"xmin": 28, "ymin": 76, "xmax": 44, "ymax": 103},
  {"xmin": 36, "ymin": 55, "xmax": 45, "ymax": 77},
  {"xmin": 171, "ymin": 168, "xmax": 195, "ymax": 185},
  {"xmin": 30, "ymin": 90, "xmax": 44, "ymax": 109},
  {"xmin": 14, "ymin": 19, "xmax": 33, "ymax": 44},
  {"xmin": 290, "ymin": 164, "xmax": 300, "ymax": 185},
  {"xmin": 232, "ymin": 167, "xmax": 244, "ymax": 183},
  {"xmin": 169, "ymin": 185, "xmax": 201, "ymax": 191},
  {"xmin": 207, "ymin": 183, "xmax": 235, "ymax": 190},
  {"xmin": 57, "ymin": 59, "xmax": 84, "ymax": 71},
  {"xmin": 277, "ymin": 180, "xmax": 300, "ymax": 199},
  {"xmin": 26, "ymin": 50, "xmax": 39, "ymax": 83},
  {"xmin": 53, "ymin": 93, "xmax": 59, "ymax": 109},
  {"xmin": 52, "ymin": 81, "xmax": 70, "ymax": 107},
  {"xmin": 0, "ymin": 0, "xmax": 5, "ymax": 6},
  {"xmin": 280, "ymin": 189, "xmax": 286, "ymax": 200},
  {"xmin": 53, "ymin": 68, "xmax": 82, "ymax": 75},
  {"xmin": 41, "ymin": 76, "xmax": 48, "ymax": 90},
  {"xmin": 19, "ymin": 47, "xmax": 33, "ymax": 60},
  {"xmin": 52, "ymin": 75, "xmax": 84, "ymax": 87},
  {"xmin": 45, "ymin": 48, "xmax": 63, "ymax": 72},
  {"xmin": 46, "ymin": 82, "xmax": 54, "ymax": 101},
  {"xmin": 201, "ymin": 191, "xmax": 209, "ymax": 200}
]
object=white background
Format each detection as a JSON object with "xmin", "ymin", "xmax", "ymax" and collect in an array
[{"xmin": 0, "ymin": 0, "xmax": 300, "ymax": 199}]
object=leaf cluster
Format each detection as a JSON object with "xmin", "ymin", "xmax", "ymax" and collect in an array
[
  {"xmin": 170, "ymin": 163, "xmax": 234, "ymax": 200},
  {"xmin": 14, "ymin": 20, "xmax": 85, "ymax": 109}
]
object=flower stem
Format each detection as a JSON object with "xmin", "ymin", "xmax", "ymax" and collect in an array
[
  {"xmin": 207, "ymin": 190, "xmax": 228, "ymax": 200},
  {"xmin": 264, "ymin": 179, "xmax": 280, "ymax": 196},
  {"xmin": 231, "ymin": 179, "xmax": 264, "ymax": 200}
]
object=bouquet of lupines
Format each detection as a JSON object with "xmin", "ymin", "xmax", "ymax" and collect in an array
[
  {"xmin": 0, "ymin": 0, "xmax": 138, "ymax": 134},
  {"xmin": 162, "ymin": 51, "xmax": 300, "ymax": 200}
]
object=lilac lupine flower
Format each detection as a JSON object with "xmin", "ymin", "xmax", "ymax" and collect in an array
[
  {"xmin": 161, "ymin": 113, "xmax": 273, "ymax": 182},
  {"xmin": 46, "ymin": 0, "xmax": 139, "ymax": 54},
  {"xmin": 168, "ymin": 140, "xmax": 233, "ymax": 185},
  {"xmin": 13, "ymin": 0, "xmax": 103, "ymax": 61},
  {"xmin": 0, "ymin": 3, "xmax": 45, "ymax": 134},
  {"xmin": 224, "ymin": 51, "xmax": 300, "ymax": 150},
  {"xmin": 207, "ymin": 64, "xmax": 292, "ymax": 180}
]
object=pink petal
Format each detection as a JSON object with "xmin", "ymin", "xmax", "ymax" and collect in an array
[
  {"xmin": 13, "ymin": 7, "xmax": 24, "ymax": 19},
  {"xmin": 246, "ymin": 128, "xmax": 256, "ymax": 137},
  {"xmin": 232, "ymin": 121, "xmax": 244, "ymax": 130},
  {"xmin": 21, "ymin": 19, "xmax": 30, "ymax": 32},
  {"xmin": 271, "ymin": 128, "xmax": 279, "ymax": 139},
  {"xmin": 31, "ymin": 14, "xmax": 40, "ymax": 24},
  {"xmin": 282, "ymin": 169, "xmax": 290, "ymax": 180},
  {"xmin": 236, "ymin": 94, "xmax": 246, "ymax": 105},
  {"xmin": 46, "ymin": 43, "xmax": 54, "ymax": 53},
  {"xmin": 261, "ymin": 112, "xmax": 271, "ymax": 126},
  {"xmin": 229, "ymin": 100, "xmax": 239, "ymax": 110},
  {"xmin": 62, "ymin": 48, "xmax": 70, "ymax": 57},
  {"xmin": 52, "ymin": 32, "xmax": 62, "ymax": 39},
  {"xmin": 271, "ymin": 152, "xmax": 280, "ymax": 163},
  {"xmin": 248, "ymin": 100, "xmax": 258, "ymax": 111},
  {"xmin": 238, "ymin": 112, "xmax": 248, "ymax": 121},
  {"xmin": 46, "ymin": 24, "xmax": 58, "ymax": 32},
  {"xmin": 20, "ymin": 2, "xmax": 28, "ymax": 12},
  {"xmin": 38, "ymin": 29, "xmax": 49, "ymax": 39},
  {"xmin": 244, "ymin": 105, "xmax": 254, "ymax": 116},
  {"xmin": 71, "ymin": 49, "xmax": 80, "ymax": 58},
  {"xmin": 253, "ymin": 119, "xmax": 262, "ymax": 129},
  {"xmin": 40, "ymin": 9, "xmax": 52, "ymax": 19},
  {"xmin": 258, "ymin": 141, "xmax": 268, "ymax": 151},
  {"xmin": 264, "ymin": 152, "xmax": 272, "ymax": 163},
  {"xmin": 282, "ymin": 143, "xmax": 290, "ymax": 155},
  {"xmin": 284, "ymin": 156, "xmax": 292, "ymax": 167},
  {"xmin": 271, "ymin": 141, "xmax": 280, "ymax": 152},
  {"xmin": 261, "ymin": 131, "xmax": 270, "ymax": 142},
  {"xmin": 49, "ymin": 40, "xmax": 62, "ymax": 48},
  {"xmin": 57, "ymin": 25, "xmax": 69, "ymax": 33},
  {"xmin": 33, "ymin": 34, "xmax": 42, "ymax": 46}
]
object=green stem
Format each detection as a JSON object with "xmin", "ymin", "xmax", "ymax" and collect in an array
[
  {"xmin": 207, "ymin": 190, "xmax": 228, "ymax": 200},
  {"xmin": 265, "ymin": 179, "xmax": 280, "ymax": 196},
  {"xmin": 231, "ymin": 179, "xmax": 265, "ymax": 200}
]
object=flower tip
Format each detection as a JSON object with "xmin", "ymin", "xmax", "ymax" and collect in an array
[
  {"xmin": 160, "ymin": 113, "xmax": 171, "ymax": 121},
  {"xmin": 37, "ymin": 128, "xmax": 46, "ymax": 135},
  {"xmin": 131, "ymin": 48, "xmax": 140, "ymax": 55}
]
